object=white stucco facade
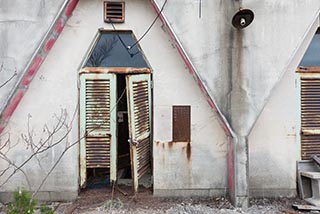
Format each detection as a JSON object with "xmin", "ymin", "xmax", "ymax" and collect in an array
[{"xmin": 1, "ymin": 0, "xmax": 320, "ymax": 205}]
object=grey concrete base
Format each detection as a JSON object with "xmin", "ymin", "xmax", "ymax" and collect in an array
[
  {"xmin": 249, "ymin": 188, "xmax": 297, "ymax": 198},
  {"xmin": 0, "ymin": 191, "xmax": 78, "ymax": 204},
  {"xmin": 154, "ymin": 189, "xmax": 227, "ymax": 198}
]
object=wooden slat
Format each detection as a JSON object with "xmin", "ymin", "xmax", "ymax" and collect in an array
[
  {"xmin": 85, "ymin": 78, "xmax": 111, "ymax": 168},
  {"xmin": 301, "ymin": 77, "xmax": 320, "ymax": 160}
]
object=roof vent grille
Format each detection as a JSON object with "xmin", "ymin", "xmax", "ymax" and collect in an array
[{"xmin": 104, "ymin": 1, "xmax": 125, "ymax": 23}]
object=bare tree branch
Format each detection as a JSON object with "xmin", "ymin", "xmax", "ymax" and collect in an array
[{"xmin": 0, "ymin": 64, "xmax": 17, "ymax": 88}]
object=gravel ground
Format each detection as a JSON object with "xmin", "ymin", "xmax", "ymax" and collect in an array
[
  {"xmin": 0, "ymin": 186, "xmax": 314, "ymax": 213},
  {"xmin": 50, "ymin": 187, "xmax": 315, "ymax": 214}
]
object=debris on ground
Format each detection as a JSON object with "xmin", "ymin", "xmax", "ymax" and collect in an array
[{"xmin": 46, "ymin": 186, "xmax": 313, "ymax": 213}]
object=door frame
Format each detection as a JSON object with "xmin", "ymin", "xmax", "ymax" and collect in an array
[{"xmin": 78, "ymin": 67, "xmax": 152, "ymax": 188}]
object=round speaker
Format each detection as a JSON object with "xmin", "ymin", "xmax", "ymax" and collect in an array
[{"xmin": 232, "ymin": 9, "xmax": 254, "ymax": 29}]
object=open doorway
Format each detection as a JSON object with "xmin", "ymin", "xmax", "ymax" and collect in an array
[
  {"xmin": 79, "ymin": 71, "xmax": 153, "ymax": 193},
  {"xmin": 117, "ymin": 74, "xmax": 131, "ymax": 179},
  {"xmin": 79, "ymin": 30, "xmax": 153, "ymax": 193}
]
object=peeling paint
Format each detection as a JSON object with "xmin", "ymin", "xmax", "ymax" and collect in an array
[{"xmin": 43, "ymin": 38, "xmax": 56, "ymax": 53}]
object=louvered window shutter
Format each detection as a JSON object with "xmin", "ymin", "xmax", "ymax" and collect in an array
[
  {"xmin": 300, "ymin": 77, "xmax": 320, "ymax": 160},
  {"xmin": 79, "ymin": 73, "xmax": 117, "ymax": 187},
  {"xmin": 126, "ymin": 74, "xmax": 152, "ymax": 192}
]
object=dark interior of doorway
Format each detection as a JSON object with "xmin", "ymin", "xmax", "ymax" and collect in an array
[{"xmin": 117, "ymin": 74, "xmax": 132, "ymax": 179}]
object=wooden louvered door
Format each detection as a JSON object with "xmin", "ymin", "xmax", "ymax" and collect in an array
[
  {"xmin": 300, "ymin": 76, "xmax": 320, "ymax": 160},
  {"xmin": 79, "ymin": 73, "xmax": 117, "ymax": 187},
  {"xmin": 126, "ymin": 74, "xmax": 152, "ymax": 193}
]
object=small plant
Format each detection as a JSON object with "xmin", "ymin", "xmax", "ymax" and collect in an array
[
  {"xmin": 40, "ymin": 205, "xmax": 54, "ymax": 214},
  {"xmin": 7, "ymin": 189, "xmax": 36, "ymax": 214}
]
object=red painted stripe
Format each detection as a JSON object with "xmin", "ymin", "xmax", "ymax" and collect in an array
[
  {"xmin": 54, "ymin": 18, "xmax": 64, "ymax": 34},
  {"xmin": 0, "ymin": 0, "xmax": 79, "ymax": 134},
  {"xmin": 44, "ymin": 38, "xmax": 56, "ymax": 53},
  {"xmin": 20, "ymin": 55, "xmax": 43, "ymax": 86},
  {"xmin": 64, "ymin": 0, "xmax": 78, "ymax": 17},
  {"xmin": 1, "ymin": 90, "xmax": 24, "ymax": 122},
  {"xmin": 227, "ymin": 139, "xmax": 234, "ymax": 193}
]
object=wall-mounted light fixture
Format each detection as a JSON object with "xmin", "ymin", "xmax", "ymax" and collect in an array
[{"xmin": 232, "ymin": 9, "xmax": 254, "ymax": 29}]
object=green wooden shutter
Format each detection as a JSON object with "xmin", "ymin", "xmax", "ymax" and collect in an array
[
  {"xmin": 126, "ymin": 74, "xmax": 152, "ymax": 192},
  {"xmin": 80, "ymin": 73, "xmax": 117, "ymax": 187}
]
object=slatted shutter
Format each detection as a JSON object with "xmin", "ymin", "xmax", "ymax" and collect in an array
[
  {"xmin": 126, "ymin": 74, "xmax": 152, "ymax": 192},
  {"xmin": 104, "ymin": 1, "xmax": 125, "ymax": 23},
  {"xmin": 80, "ymin": 73, "xmax": 117, "ymax": 187},
  {"xmin": 300, "ymin": 77, "xmax": 320, "ymax": 160}
]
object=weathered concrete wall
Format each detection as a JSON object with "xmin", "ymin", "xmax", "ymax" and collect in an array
[
  {"xmin": 155, "ymin": 0, "xmax": 320, "ymax": 135},
  {"xmin": 0, "ymin": 0, "xmax": 228, "ymax": 200},
  {"xmin": 248, "ymin": 68, "xmax": 297, "ymax": 197},
  {"xmin": 0, "ymin": 0, "xmax": 66, "ymax": 113},
  {"xmin": 155, "ymin": 0, "xmax": 320, "ymax": 198},
  {"xmin": 152, "ymin": 34, "xmax": 229, "ymax": 196}
]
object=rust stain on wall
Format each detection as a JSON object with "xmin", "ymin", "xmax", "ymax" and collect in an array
[
  {"xmin": 168, "ymin": 141, "xmax": 173, "ymax": 149},
  {"xmin": 186, "ymin": 142, "xmax": 191, "ymax": 161}
]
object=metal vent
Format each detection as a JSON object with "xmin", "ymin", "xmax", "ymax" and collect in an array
[
  {"xmin": 301, "ymin": 77, "xmax": 320, "ymax": 160},
  {"xmin": 104, "ymin": 1, "xmax": 125, "ymax": 23},
  {"xmin": 85, "ymin": 79, "xmax": 111, "ymax": 168}
]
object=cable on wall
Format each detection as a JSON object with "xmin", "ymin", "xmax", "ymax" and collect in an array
[{"xmin": 109, "ymin": 0, "xmax": 168, "ymax": 57}]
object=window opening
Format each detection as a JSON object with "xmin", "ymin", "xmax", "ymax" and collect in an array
[{"xmin": 300, "ymin": 28, "xmax": 320, "ymax": 66}]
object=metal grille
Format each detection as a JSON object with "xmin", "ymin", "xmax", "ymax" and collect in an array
[
  {"xmin": 173, "ymin": 106, "xmax": 191, "ymax": 142},
  {"xmin": 104, "ymin": 1, "xmax": 125, "ymax": 23},
  {"xmin": 301, "ymin": 77, "xmax": 320, "ymax": 160},
  {"xmin": 132, "ymin": 80, "xmax": 150, "ymax": 178},
  {"xmin": 85, "ymin": 79, "xmax": 111, "ymax": 168}
]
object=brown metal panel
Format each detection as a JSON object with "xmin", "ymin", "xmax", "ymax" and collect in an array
[
  {"xmin": 301, "ymin": 77, "xmax": 320, "ymax": 160},
  {"xmin": 172, "ymin": 106, "xmax": 191, "ymax": 142}
]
